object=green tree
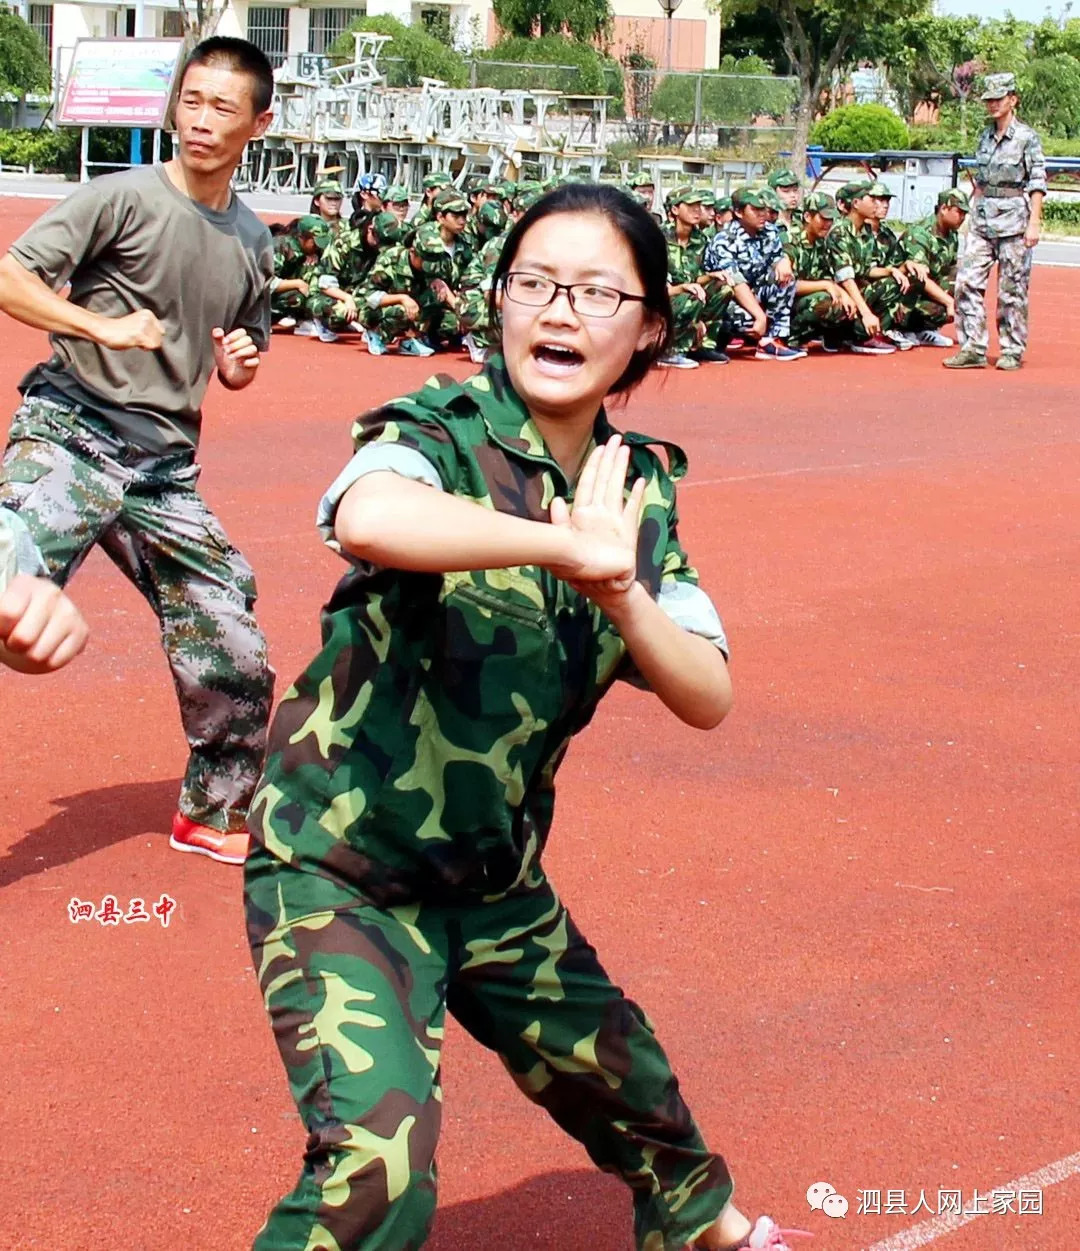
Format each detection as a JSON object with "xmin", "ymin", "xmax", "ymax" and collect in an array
[
  {"xmin": 1020, "ymin": 52, "xmax": 1080, "ymax": 138},
  {"xmin": 811, "ymin": 101, "xmax": 909, "ymax": 150},
  {"xmin": 721, "ymin": 0, "xmax": 931, "ymax": 180},
  {"xmin": 331, "ymin": 15, "xmax": 468, "ymax": 86},
  {"xmin": 474, "ymin": 34, "xmax": 622, "ymax": 104},
  {"xmin": 491, "ymin": 0, "xmax": 611, "ymax": 43},
  {"xmin": 0, "ymin": 5, "xmax": 51, "ymax": 97}
]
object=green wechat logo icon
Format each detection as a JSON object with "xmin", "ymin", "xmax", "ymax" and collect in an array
[{"xmin": 807, "ymin": 1182, "xmax": 849, "ymax": 1218}]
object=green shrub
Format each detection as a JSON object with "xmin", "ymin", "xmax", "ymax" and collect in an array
[
  {"xmin": 811, "ymin": 102, "xmax": 909, "ymax": 152},
  {"xmin": 0, "ymin": 127, "xmax": 79, "ymax": 173},
  {"xmin": 331, "ymin": 15, "xmax": 468, "ymax": 87},
  {"xmin": 1043, "ymin": 198, "xmax": 1080, "ymax": 226}
]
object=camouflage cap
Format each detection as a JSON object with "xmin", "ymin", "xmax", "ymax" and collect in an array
[
  {"xmin": 696, "ymin": 189, "xmax": 717, "ymax": 208},
  {"xmin": 759, "ymin": 186, "xmax": 783, "ymax": 211},
  {"xmin": 732, "ymin": 186, "xmax": 769, "ymax": 210},
  {"xmin": 629, "ymin": 171, "xmax": 656, "ymax": 188},
  {"xmin": 422, "ymin": 171, "xmax": 453, "ymax": 191},
  {"xmin": 296, "ymin": 214, "xmax": 332, "ymax": 246},
  {"xmin": 981, "ymin": 71, "xmax": 1017, "ymax": 100},
  {"xmin": 412, "ymin": 221, "xmax": 449, "ymax": 259},
  {"xmin": 312, "ymin": 178, "xmax": 344, "ymax": 198},
  {"xmin": 478, "ymin": 200, "xmax": 506, "ymax": 230},
  {"xmin": 383, "ymin": 184, "xmax": 410, "ymax": 204},
  {"xmin": 370, "ymin": 211, "xmax": 403, "ymax": 246},
  {"xmin": 937, "ymin": 187, "xmax": 971, "ymax": 212},
  {"xmin": 735, "ymin": 185, "xmax": 770, "ymax": 210},
  {"xmin": 802, "ymin": 190, "xmax": 838, "ymax": 219},
  {"xmin": 862, "ymin": 180, "xmax": 895, "ymax": 199},
  {"xmin": 767, "ymin": 168, "xmax": 800, "ymax": 188},
  {"xmin": 513, "ymin": 186, "xmax": 545, "ymax": 213},
  {"xmin": 433, "ymin": 188, "xmax": 469, "ymax": 214},
  {"xmin": 668, "ymin": 184, "xmax": 707, "ymax": 206},
  {"xmin": 494, "ymin": 178, "xmax": 517, "ymax": 200},
  {"xmin": 714, "ymin": 194, "xmax": 732, "ymax": 212},
  {"xmin": 835, "ymin": 181, "xmax": 871, "ymax": 205}
]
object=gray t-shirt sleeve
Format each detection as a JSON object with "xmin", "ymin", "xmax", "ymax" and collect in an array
[
  {"xmin": 317, "ymin": 443, "xmax": 444, "ymax": 563},
  {"xmin": 230, "ymin": 225, "xmax": 273, "ymax": 352},
  {"xmin": 8, "ymin": 183, "xmax": 117, "ymax": 291}
]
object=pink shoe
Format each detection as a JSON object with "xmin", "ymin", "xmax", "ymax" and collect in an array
[{"xmin": 746, "ymin": 1217, "xmax": 813, "ymax": 1249}]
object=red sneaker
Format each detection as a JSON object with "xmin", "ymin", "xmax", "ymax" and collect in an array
[{"xmin": 169, "ymin": 812, "xmax": 249, "ymax": 865}]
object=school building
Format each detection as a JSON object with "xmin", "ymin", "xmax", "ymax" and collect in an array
[{"xmin": 14, "ymin": 0, "xmax": 722, "ymax": 79}]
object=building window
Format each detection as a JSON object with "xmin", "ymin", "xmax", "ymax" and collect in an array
[
  {"xmin": 28, "ymin": 3, "xmax": 53, "ymax": 61},
  {"xmin": 161, "ymin": 10, "xmax": 185, "ymax": 38},
  {"xmin": 308, "ymin": 8, "xmax": 366, "ymax": 55},
  {"xmin": 247, "ymin": 6, "xmax": 290, "ymax": 68}
]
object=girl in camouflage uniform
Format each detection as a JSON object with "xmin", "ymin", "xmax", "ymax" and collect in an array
[{"xmin": 245, "ymin": 184, "xmax": 802, "ymax": 1251}]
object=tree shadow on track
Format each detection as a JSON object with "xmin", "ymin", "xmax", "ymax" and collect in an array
[
  {"xmin": 0, "ymin": 778, "xmax": 181, "ymax": 889},
  {"xmin": 430, "ymin": 1168, "xmax": 631, "ymax": 1251}
]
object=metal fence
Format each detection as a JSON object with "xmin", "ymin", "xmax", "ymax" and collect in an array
[{"xmin": 621, "ymin": 69, "xmax": 799, "ymax": 152}]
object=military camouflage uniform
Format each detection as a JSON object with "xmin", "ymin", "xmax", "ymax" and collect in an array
[
  {"xmin": 956, "ymin": 119, "xmax": 1047, "ymax": 358},
  {"xmin": 1, "ymin": 392, "xmax": 271, "ymax": 831},
  {"xmin": 664, "ymin": 224, "xmax": 730, "ymax": 354},
  {"xmin": 900, "ymin": 216, "xmax": 960, "ymax": 331},
  {"xmin": 828, "ymin": 218, "xmax": 903, "ymax": 336},
  {"xmin": 361, "ymin": 237, "xmax": 459, "ymax": 346},
  {"xmin": 245, "ymin": 359, "xmax": 733, "ymax": 1251},
  {"xmin": 704, "ymin": 220, "xmax": 793, "ymax": 341},
  {"xmin": 270, "ymin": 234, "xmax": 309, "ymax": 322},
  {"xmin": 785, "ymin": 225, "xmax": 853, "ymax": 345},
  {"xmin": 457, "ymin": 228, "xmax": 508, "ymax": 349}
]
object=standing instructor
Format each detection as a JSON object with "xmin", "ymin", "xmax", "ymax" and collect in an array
[
  {"xmin": 944, "ymin": 71, "xmax": 1046, "ymax": 371},
  {"xmin": 0, "ymin": 38, "xmax": 277, "ymax": 864}
]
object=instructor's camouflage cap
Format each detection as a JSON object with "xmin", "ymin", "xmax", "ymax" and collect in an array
[
  {"xmin": 937, "ymin": 187, "xmax": 971, "ymax": 212},
  {"xmin": 412, "ymin": 221, "xmax": 449, "ymax": 259},
  {"xmin": 862, "ymin": 180, "xmax": 895, "ymax": 199},
  {"xmin": 668, "ymin": 184, "xmax": 707, "ymax": 206},
  {"xmin": 383, "ymin": 184, "xmax": 411, "ymax": 204},
  {"xmin": 731, "ymin": 186, "xmax": 769, "ymax": 210},
  {"xmin": 981, "ymin": 72, "xmax": 1017, "ymax": 100},
  {"xmin": 422, "ymin": 171, "xmax": 453, "ymax": 191},
  {"xmin": 370, "ymin": 211, "xmax": 403, "ymax": 246},
  {"xmin": 296, "ymin": 214, "xmax": 332, "ymax": 246},
  {"xmin": 312, "ymin": 178, "xmax": 344, "ymax": 198},
  {"xmin": 433, "ymin": 188, "xmax": 469, "ymax": 214},
  {"xmin": 767, "ymin": 168, "xmax": 800, "ymax": 188},
  {"xmin": 802, "ymin": 191, "xmax": 838, "ymax": 219}
]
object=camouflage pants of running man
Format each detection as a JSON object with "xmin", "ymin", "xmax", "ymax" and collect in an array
[
  {"xmin": 720, "ymin": 277, "xmax": 795, "ymax": 342},
  {"xmin": 245, "ymin": 845, "xmax": 733, "ymax": 1251},
  {"xmin": 0, "ymin": 393, "xmax": 273, "ymax": 832},
  {"xmin": 789, "ymin": 291, "xmax": 859, "ymax": 346},
  {"xmin": 954, "ymin": 231, "xmax": 1033, "ymax": 358}
]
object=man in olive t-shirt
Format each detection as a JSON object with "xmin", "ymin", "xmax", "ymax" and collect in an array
[{"xmin": 0, "ymin": 38, "xmax": 277, "ymax": 866}]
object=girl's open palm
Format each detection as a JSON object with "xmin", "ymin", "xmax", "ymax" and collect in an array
[{"xmin": 548, "ymin": 436, "xmax": 646, "ymax": 589}]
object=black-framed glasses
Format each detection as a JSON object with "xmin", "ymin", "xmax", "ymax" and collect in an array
[{"xmin": 501, "ymin": 271, "xmax": 646, "ymax": 319}]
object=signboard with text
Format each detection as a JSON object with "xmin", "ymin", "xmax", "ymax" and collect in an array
[{"xmin": 58, "ymin": 38, "xmax": 184, "ymax": 128}]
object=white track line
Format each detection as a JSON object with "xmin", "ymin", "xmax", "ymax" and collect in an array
[{"xmin": 861, "ymin": 1150, "xmax": 1080, "ymax": 1251}]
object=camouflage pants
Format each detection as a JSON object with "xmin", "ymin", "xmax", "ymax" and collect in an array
[
  {"xmin": 790, "ymin": 291, "xmax": 857, "ymax": 345},
  {"xmin": 457, "ymin": 288, "xmax": 494, "ymax": 347},
  {"xmin": 245, "ymin": 846, "xmax": 733, "ymax": 1251},
  {"xmin": 271, "ymin": 289, "xmax": 307, "ymax": 321},
  {"xmin": 954, "ymin": 230, "xmax": 1032, "ymax": 357},
  {"xmin": 898, "ymin": 291, "xmax": 950, "ymax": 332},
  {"xmin": 364, "ymin": 300, "xmax": 461, "ymax": 349},
  {"xmin": 857, "ymin": 278, "xmax": 906, "ymax": 335},
  {"xmin": 0, "ymin": 392, "xmax": 273, "ymax": 832},
  {"xmin": 670, "ymin": 281, "xmax": 731, "ymax": 354},
  {"xmin": 307, "ymin": 292, "xmax": 355, "ymax": 333},
  {"xmin": 720, "ymin": 278, "xmax": 795, "ymax": 342}
]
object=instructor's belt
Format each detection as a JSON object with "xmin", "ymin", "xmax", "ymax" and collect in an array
[{"xmin": 981, "ymin": 187, "xmax": 1025, "ymax": 198}]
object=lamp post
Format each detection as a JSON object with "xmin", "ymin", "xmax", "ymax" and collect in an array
[{"xmin": 656, "ymin": 0, "xmax": 683, "ymax": 72}]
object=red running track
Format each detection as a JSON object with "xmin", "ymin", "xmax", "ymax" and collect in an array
[{"xmin": 0, "ymin": 197, "xmax": 1076, "ymax": 1251}]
